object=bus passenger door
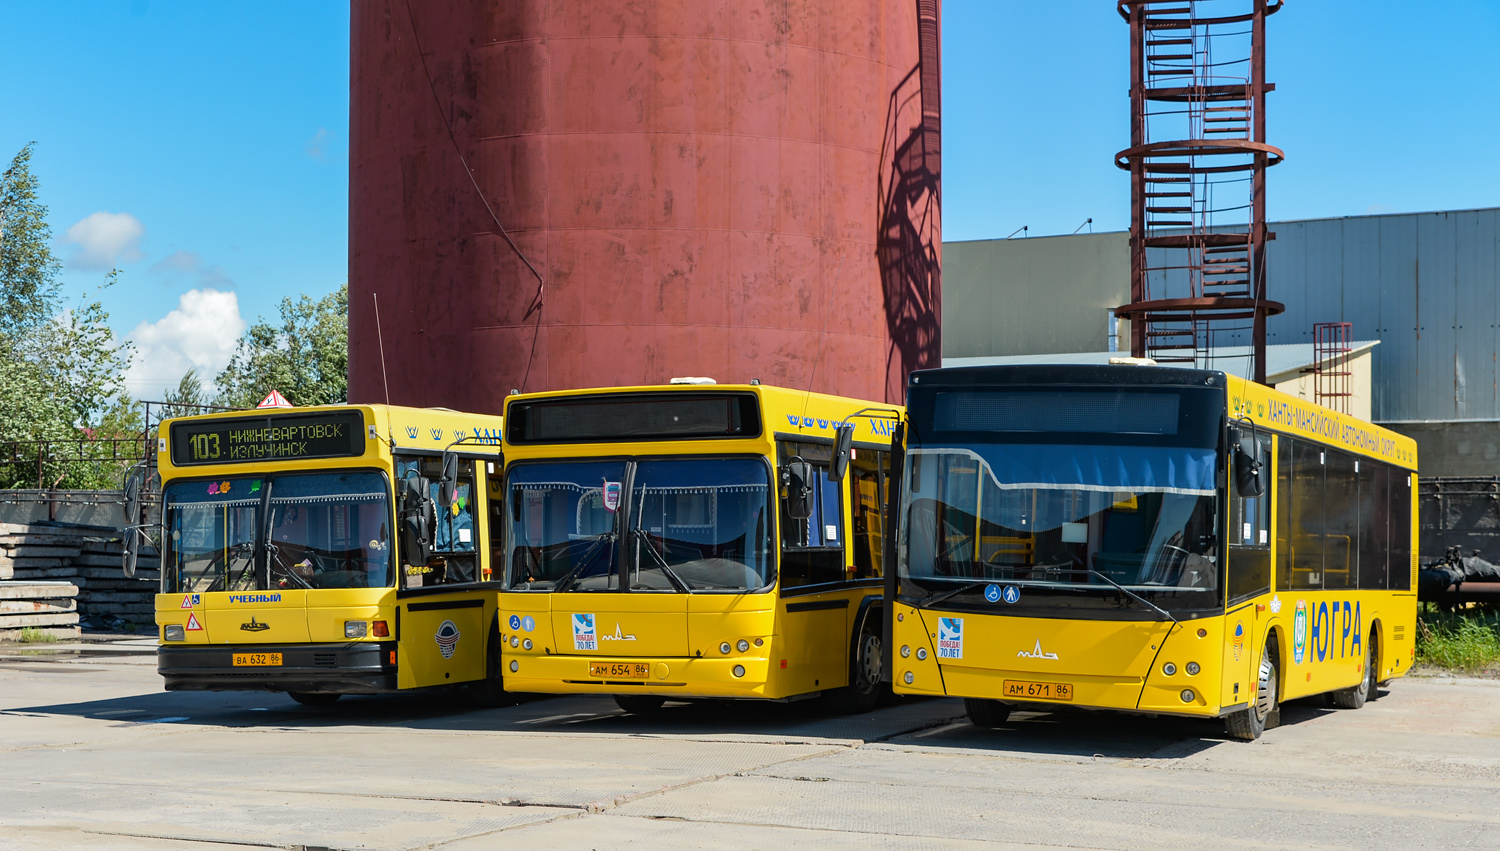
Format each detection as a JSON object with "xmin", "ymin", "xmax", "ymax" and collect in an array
[{"xmin": 777, "ymin": 448, "xmax": 850, "ymax": 695}]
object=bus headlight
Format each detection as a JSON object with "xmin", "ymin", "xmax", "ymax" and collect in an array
[
  {"xmin": 900, "ymin": 645, "xmax": 911, "ymax": 658},
  {"xmin": 732, "ymin": 665, "xmax": 746, "ymax": 678},
  {"xmin": 720, "ymin": 642, "xmax": 731, "ymax": 654},
  {"xmin": 522, "ymin": 638, "xmax": 533, "ymax": 650},
  {"xmin": 1186, "ymin": 662, "xmax": 1200, "ymax": 676},
  {"xmin": 511, "ymin": 635, "xmax": 520, "ymax": 648},
  {"xmin": 1162, "ymin": 662, "xmax": 1177, "ymax": 676},
  {"xmin": 164, "ymin": 624, "xmax": 185, "ymax": 642},
  {"xmin": 904, "ymin": 671, "xmax": 915, "ymax": 684},
  {"xmin": 1180, "ymin": 689, "xmax": 1195, "ymax": 703},
  {"xmin": 345, "ymin": 621, "xmax": 368, "ymax": 639},
  {"xmin": 916, "ymin": 648, "xmax": 928, "ymax": 661},
  {"xmin": 737, "ymin": 639, "xmax": 750, "ymax": 653}
]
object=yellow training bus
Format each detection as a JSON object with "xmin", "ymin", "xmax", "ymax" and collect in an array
[
  {"xmin": 497, "ymin": 382, "xmax": 901, "ymax": 714},
  {"xmin": 889, "ymin": 364, "xmax": 1417, "ymax": 739},
  {"xmin": 147, "ymin": 404, "xmax": 510, "ymax": 704}
]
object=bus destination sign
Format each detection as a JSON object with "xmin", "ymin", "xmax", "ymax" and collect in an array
[{"xmin": 169, "ymin": 411, "xmax": 365, "ymax": 466}]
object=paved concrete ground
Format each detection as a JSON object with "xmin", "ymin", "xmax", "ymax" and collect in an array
[{"xmin": 2, "ymin": 639, "xmax": 1498, "ymax": 850}]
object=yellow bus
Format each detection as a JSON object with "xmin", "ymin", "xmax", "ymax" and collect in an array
[
  {"xmin": 889, "ymin": 364, "xmax": 1417, "ymax": 739},
  {"xmin": 146, "ymin": 404, "xmax": 509, "ymax": 704},
  {"xmin": 497, "ymin": 382, "xmax": 901, "ymax": 714}
]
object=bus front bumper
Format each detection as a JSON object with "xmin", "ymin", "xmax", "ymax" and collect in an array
[
  {"xmin": 158, "ymin": 642, "xmax": 397, "ymax": 694},
  {"xmin": 503, "ymin": 654, "xmax": 778, "ymax": 699}
]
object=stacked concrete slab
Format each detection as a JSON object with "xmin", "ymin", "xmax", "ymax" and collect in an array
[
  {"xmin": 0, "ymin": 581, "xmax": 81, "ymax": 639},
  {"xmin": 0, "ymin": 522, "xmax": 158, "ymax": 628}
]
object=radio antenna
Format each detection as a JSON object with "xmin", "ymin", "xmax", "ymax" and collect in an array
[{"xmin": 372, "ymin": 292, "xmax": 391, "ymax": 406}]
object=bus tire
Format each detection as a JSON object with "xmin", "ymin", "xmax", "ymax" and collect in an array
[
  {"xmin": 964, "ymin": 698, "xmax": 1012, "ymax": 728},
  {"xmin": 288, "ymin": 692, "xmax": 341, "ymax": 706},
  {"xmin": 614, "ymin": 694, "xmax": 667, "ymax": 715},
  {"xmin": 1331, "ymin": 629, "xmax": 1377, "ymax": 710},
  {"xmin": 1226, "ymin": 638, "xmax": 1278, "ymax": 741},
  {"xmin": 824, "ymin": 618, "xmax": 883, "ymax": 715}
]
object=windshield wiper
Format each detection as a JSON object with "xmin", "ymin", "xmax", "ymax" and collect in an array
[
  {"xmin": 916, "ymin": 580, "xmax": 989, "ymax": 610},
  {"xmin": 630, "ymin": 529, "xmax": 690, "ymax": 593},
  {"xmin": 553, "ymin": 534, "xmax": 616, "ymax": 593},
  {"xmin": 1082, "ymin": 568, "xmax": 1180, "ymax": 626}
]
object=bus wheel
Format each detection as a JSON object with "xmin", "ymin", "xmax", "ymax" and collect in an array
[
  {"xmin": 825, "ymin": 620, "xmax": 883, "ymax": 714},
  {"xmin": 469, "ymin": 677, "xmax": 514, "ymax": 708},
  {"xmin": 1332, "ymin": 630, "xmax": 1377, "ymax": 710},
  {"xmin": 614, "ymin": 694, "xmax": 667, "ymax": 715},
  {"xmin": 964, "ymin": 698, "xmax": 1012, "ymax": 728},
  {"xmin": 288, "ymin": 692, "xmax": 341, "ymax": 706},
  {"xmin": 1226, "ymin": 640, "xmax": 1278, "ymax": 741}
]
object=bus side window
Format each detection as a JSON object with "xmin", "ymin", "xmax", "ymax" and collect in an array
[
  {"xmin": 849, "ymin": 448, "xmax": 886, "ymax": 580},
  {"xmin": 486, "ymin": 460, "xmax": 504, "ymax": 582},
  {"xmin": 779, "ymin": 440, "xmax": 844, "ymax": 589},
  {"xmin": 1228, "ymin": 437, "xmax": 1270, "ymax": 603},
  {"xmin": 397, "ymin": 456, "xmax": 480, "ymax": 587}
]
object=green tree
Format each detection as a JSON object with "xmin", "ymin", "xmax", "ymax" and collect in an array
[
  {"xmin": 0, "ymin": 144, "xmax": 136, "ymax": 489},
  {"xmin": 215, "ymin": 283, "xmax": 347, "ymax": 408},
  {"xmin": 161, "ymin": 368, "xmax": 207, "ymax": 421},
  {"xmin": 0, "ymin": 142, "xmax": 62, "ymax": 336}
]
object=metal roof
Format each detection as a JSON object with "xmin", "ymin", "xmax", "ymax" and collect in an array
[{"xmin": 944, "ymin": 340, "xmax": 1380, "ymax": 385}]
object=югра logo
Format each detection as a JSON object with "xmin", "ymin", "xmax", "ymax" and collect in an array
[{"xmin": 435, "ymin": 620, "xmax": 461, "ymax": 659}]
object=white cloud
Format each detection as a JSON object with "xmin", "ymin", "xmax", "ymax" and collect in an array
[
  {"xmin": 123, "ymin": 288, "xmax": 246, "ymax": 399},
  {"xmin": 306, "ymin": 127, "xmax": 336, "ymax": 162},
  {"xmin": 64, "ymin": 211, "xmax": 145, "ymax": 270},
  {"xmin": 149, "ymin": 250, "xmax": 234, "ymax": 290}
]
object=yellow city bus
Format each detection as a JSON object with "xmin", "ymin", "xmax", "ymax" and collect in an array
[
  {"xmin": 889, "ymin": 364, "xmax": 1417, "ymax": 739},
  {"xmin": 147, "ymin": 404, "xmax": 510, "ymax": 704},
  {"xmin": 497, "ymin": 382, "xmax": 901, "ymax": 714}
]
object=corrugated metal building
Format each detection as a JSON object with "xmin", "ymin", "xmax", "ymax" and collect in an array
[{"xmin": 944, "ymin": 207, "xmax": 1500, "ymax": 477}]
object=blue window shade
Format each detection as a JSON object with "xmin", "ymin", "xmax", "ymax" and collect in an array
[{"xmin": 926, "ymin": 444, "xmax": 1218, "ymax": 495}]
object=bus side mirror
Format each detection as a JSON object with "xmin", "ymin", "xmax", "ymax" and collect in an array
[
  {"xmin": 829, "ymin": 423, "xmax": 855, "ymax": 483},
  {"xmin": 781, "ymin": 459, "xmax": 814, "ymax": 520},
  {"xmin": 122, "ymin": 472, "xmax": 141, "ymax": 527},
  {"xmin": 122, "ymin": 528, "xmax": 139, "ymax": 578},
  {"xmin": 401, "ymin": 476, "xmax": 434, "ymax": 567},
  {"xmin": 438, "ymin": 451, "xmax": 459, "ymax": 509},
  {"xmin": 1234, "ymin": 444, "xmax": 1265, "ymax": 498}
]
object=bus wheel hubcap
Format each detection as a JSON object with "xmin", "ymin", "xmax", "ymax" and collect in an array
[{"xmin": 860, "ymin": 633, "xmax": 882, "ymax": 686}]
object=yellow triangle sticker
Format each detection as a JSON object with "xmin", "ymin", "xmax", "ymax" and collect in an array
[{"xmin": 186, "ymin": 613, "xmax": 203, "ymax": 631}]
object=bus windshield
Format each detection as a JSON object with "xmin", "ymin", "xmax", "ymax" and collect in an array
[
  {"xmin": 899, "ymin": 384, "xmax": 1224, "ymax": 617},
  {"xmin": 506, "ymin": 457, "xmax": 774, "ymax": 593},
  {"xmin": 163, "ymin": 471, "xmax": 394, "ymax": 594}
]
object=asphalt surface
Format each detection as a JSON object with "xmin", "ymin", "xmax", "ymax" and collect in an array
[{"xmin": 1, "ymin": 638, "xmax": 1498, "ymax": 850}]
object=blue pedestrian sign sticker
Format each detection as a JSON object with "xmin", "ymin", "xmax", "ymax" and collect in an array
[
  {"xmin": 1002, "ymin": 585, "xmax": 1021, "ymax": 604},
  {"xmin": 984, "ymin": 584, "xmax": 1001, "ymax": 603},
  {"xmin": 508, "ymin": 614, "xmax": 521, "ymax": 630}
]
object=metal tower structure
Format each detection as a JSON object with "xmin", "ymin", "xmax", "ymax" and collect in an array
[{"xmin": 1115, "ymin": 0, "xmax": 1285, "ymax": 383}]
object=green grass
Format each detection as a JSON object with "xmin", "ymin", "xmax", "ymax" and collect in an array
[
  {"xmin": 14, "ymin": 626, "xmax": 61, "ymax": 644},
  {"xmin": 1417, "ymin": 608, "xmax": 1500, "ymax": 673}
]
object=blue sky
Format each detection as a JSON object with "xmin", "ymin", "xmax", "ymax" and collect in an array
[{"xmin": 4, "ymin": 1, "xmax": 1497, "ymax": 397}]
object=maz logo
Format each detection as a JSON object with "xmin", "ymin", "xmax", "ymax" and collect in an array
[
  {"xmin": 240, "ymin": 617, "xmax": 270, "ymax": 633},
  {"xmin": 1017, "ymin": 640, "xmax": 1058, "ymax": 660},
  {"xmin": 600, "ymin": 623, "xmax": 637, "ymax": 641},
  {"xmin": 405, "ymin": 426, "xmax": 419, "ymax": 439},
  {"xmin": 429, "ymin": 428, "xmax": 444, "ymax": 441}
]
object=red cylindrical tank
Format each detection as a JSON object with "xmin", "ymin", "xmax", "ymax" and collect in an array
[{"xmin": 348, "ymin": 0, "xmax": 941, "ymax": 409}]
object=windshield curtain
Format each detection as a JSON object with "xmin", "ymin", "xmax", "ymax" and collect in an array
[
  {"xmin": 163, "ymin": 471, "xmax": 394, "ymax": 594},
  {"xmin": 506, "ymin": 458, "xmax": 774, "ymax": 593},
  {"xmin": 898, "ymin": 448, "xmax": 1221, "ymax": 615}
]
